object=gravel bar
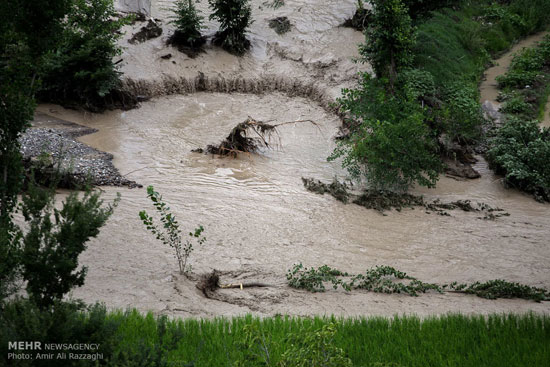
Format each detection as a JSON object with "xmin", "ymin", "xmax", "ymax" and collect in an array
[{"xmin": 20, "ymin": 113, "xmax": 141, "ymax": 188}]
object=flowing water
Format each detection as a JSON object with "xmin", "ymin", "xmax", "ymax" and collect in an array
[{"xmin": 35, "ymin": 3, "xmax": 550, "ymax": 317}]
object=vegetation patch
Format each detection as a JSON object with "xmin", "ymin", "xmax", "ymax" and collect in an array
[
  {"xmin": 287, "ymin": 264, "xmax": 441, "ymax": 296},
  {"xmin": 448, "ymin": 279, "xmax": 550, "ymax": 302},
  {"xmin": 287, "ymin": 264, "xmax": 550, "ymax": 302},
  {"xmin": 38, "ymin": 0, "xmax": 133, "ymax": 111},
  {"xmin": 209, "ymin": 0, "xmax": 253, "ymax": 55}
]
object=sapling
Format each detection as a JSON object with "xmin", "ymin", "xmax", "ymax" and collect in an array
[{"xmin": 139, "ymin": 186, "xmax": 205, "ymax": 276}]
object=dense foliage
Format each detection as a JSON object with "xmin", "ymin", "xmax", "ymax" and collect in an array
[
  {"xmin": 2, "ymin": 305, "xmax": 549, "ymax": 367},
  {"xmin": 39, "ymin": 0, "xmax": 128, "ymax": 110},
  {"xmin": 334, "ymin": 0, "xmax": 550, "ymax": 192},
  {"xmin": 331, "ymin": 74, "xmax": 442, "ymax": 190},
  {"xmin": 287, "ymin": 263, "xmax": 549, "ymax": 302},
  {"xmin": 361, "ymin": 0, "xmax": 416, "ymax": 92},
  {"xmin": 209, "ymin": 0, "xmax": 253, "ymax": 55}
]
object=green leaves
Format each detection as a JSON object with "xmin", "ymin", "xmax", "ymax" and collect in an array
[
  {"xmin": 334, "ymin": 77, "xmax": 441, "ymax": 191},
  {"xmin": 139, "ymin": 185, "xmax": 206, "ymax": 275},
  {"xmin": 288, "ymin": 263, "xmax": 550, "ymax": 302},
  {"xmin": 488, "ymin": 118, "xmax": 550, "ymax": 202},
  {"xmin": 448, "ymin": 280, "xmax": 550, "ymax": 302},
  {"xmin": 38, "ymin": 0, "xmax": 127, "ymax": 110},
  {"xmin": 362, "ymin": 0, "xmax": 416, "ymax": 90}
]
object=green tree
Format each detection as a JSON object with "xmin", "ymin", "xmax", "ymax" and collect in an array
[
  {"xmin": 331, "ymin": 75, "xmax": 441, "ymax": 191},
  {"xmin": 20, "ymin": 182, "xmax": 119, "ymax": 309},
  {"xmin": 361, "ymin": 0, "xmax": 416, "ymax": 93},
  {"xmin": 39, "ymin": 0, "xmax": 128, "ymax": 110},
  {"xmin": 170, "ymin": 0, "xmax": 204, "ymax": 47},
  {"xmin": 0, "ymin": 0, "xmax": 123, "ymax": 303},
  {"xmin": 0, "ymin": 0, "xmax": 70, "ymax": 301},
  {"xmin": 209, "ymin": 0, "xmax": 253, "ymax": 55}
]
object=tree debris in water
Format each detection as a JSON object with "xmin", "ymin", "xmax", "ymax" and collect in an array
[
  {"xmin": 129, "ymin": 19, "xmax": 163, "ymax": 44},
  {"xmin": 269, "ymin": 17, "xmax": 291, "ymax": 35},
  {"xmin": 303, "ymin": 177, "xmax": 509, "ymax": 219},
  {"xmin": 196, "ymin": 270, "xmax": 271, "ymax": 298},
  {"xmin": 198, "ymin": 117, "xmax": 317, "ymax": 157},
  {"xmin": 302, "ymin": 177, "xmax": 350, "ymax": 204},
  {"xmin": 196, "ymin": 270, "xmax": 220, "ymax": 297},
  {"xmin": 263, "ymin": 0, "xmax": 284, "ymax": 9},
  {"xmin": 343, "ymin": 4, "xmax": 371, "ymax": 31}
]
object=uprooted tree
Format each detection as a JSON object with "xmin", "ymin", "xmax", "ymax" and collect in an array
[{"xmin": 197, "ymin": 117, "xmax": 317, "ymax": 157}]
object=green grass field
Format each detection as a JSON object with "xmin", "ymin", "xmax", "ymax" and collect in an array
[{"xmin": 4, "ymin": 304, "xmax": 548, "ymax": 366}]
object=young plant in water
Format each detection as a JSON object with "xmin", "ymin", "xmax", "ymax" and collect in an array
[{"xmin": 139, "ymin": 186, "xmax": 205, "ymax": 276}]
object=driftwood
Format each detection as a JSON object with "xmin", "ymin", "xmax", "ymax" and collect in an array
[
  {"xmin": 196, "ymin": 270, "xmax": 271, "ymax": 298},
  {"xmin": 197, "ymin": 116, "xmax": 318, "ymax": 157}
]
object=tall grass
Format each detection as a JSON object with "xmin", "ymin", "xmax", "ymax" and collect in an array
[
  {"xmin": 414, "ymin": 0, "xmax": 550, "ymax": 89},
  {"xmin": 75, "ymin": 312, "xmax": 550, "ymax": 366},
  {"xmin": 3, "ymin": 301, "xmax": 549, "ymax": 366}
]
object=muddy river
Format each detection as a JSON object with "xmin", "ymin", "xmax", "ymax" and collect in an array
[{"xmin": 35, "ymin": 2, "xmax": 550, "ymax": 317}]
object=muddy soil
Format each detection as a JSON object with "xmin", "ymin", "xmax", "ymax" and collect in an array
[{"xmin": 35, "ymin": 2, "xmax": 550, "ymax": 318}]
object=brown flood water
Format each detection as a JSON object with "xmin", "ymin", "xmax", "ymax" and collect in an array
[{"xmin": 35, "ymin": 4, "xmax": 550, "ymax": 317}]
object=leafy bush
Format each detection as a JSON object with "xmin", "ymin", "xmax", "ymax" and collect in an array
[
  {"xmin": 139, "ymin": 185, "xmax": 206, "ymax": 276},
  {"xmin": 487, "ymin": 117, "xmax": 550, "ymax": 202},
  {"xmin": 439, "ymin": 81, "xmax": 483, "ymax": 143},
  {"xmin": 39, "ymin": 0, "xmax": 128, "ymax": 110},
  {"xmin": 169, "ymin": 0, "xmax": 205, "ymax": 49},
  {"xmin": 397, "ymin": 68, "xmax": 435, "ymax": 100},
  {"xmin": 500, "ymin": 95, "xmax": 532, "ymax": 115},
  {"xmin": 209, "ymin": 0, "xmax": 252, "ymax": 55}
]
